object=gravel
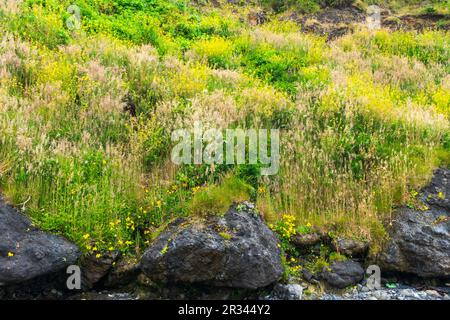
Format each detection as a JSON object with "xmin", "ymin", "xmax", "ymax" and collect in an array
[{"xmin": 320, "ymin": 284, "xmax": 450, "ymax": 300}]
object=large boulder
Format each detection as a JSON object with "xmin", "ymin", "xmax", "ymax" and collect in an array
[
  {"xmin": 378, "ymin": 168, "xmax": 450, "ymax": 278},
  {"xmin": 322, "ymin": 260, "xmax": 365, "ymax": 289},
  {"xmin": 140, "ymin": 202, "xmax": 283, "ymax": 289},
  {"xmin": 0, "ymin": 197, "xmax": 81, "ymax": 286}
]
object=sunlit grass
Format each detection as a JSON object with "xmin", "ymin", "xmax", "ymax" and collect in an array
[{"xmin": 0, "ymin": 0, "xmax": 448, "ymax": 257}]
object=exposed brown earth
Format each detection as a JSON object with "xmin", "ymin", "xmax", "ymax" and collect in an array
[{"xmin": 283, "ymin": 6, "xmax": 450, "ymax": 40}]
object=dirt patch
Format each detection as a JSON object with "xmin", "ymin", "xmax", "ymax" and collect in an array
[
  {"xmin": 285, "ymin": 6, "xmax": 450, "ymax": 40},
  {"xmin": 286, "ymin": 6, "xmax": 365, "ymax": 40},
  {"xmin": 383, "ymin": 13, "xmax": 450, "ymax": 31}
]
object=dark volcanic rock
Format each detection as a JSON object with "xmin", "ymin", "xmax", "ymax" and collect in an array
[
  {"xmin": 291, "ymin": 233, "xmax": 321, "ymax": 250},
  {"xmin": 270, "ymin": 283, "xmax": 303, "ymax": 300},
  {"xmin": 332, "ymin": 237, "xmax": 369, "ymax": 258},
  {"xmin": 302, "ymin": 268, "xmax": 319, "ymax": 283},
  {"xmin": 378, "ymin": 168, "xmax": 450, "ymax": 278},
  {"xmin": 378, "ymin": 208, "xmax": 450, "ymax": 278},
  {"xmin": 291, "ymin": 6, "xmax": 365, "ymax": 40},
  {"xmin": 383, "ymin": 13, "xmax": 450, "ymax": 32},
  {"xmin": 1, "ymin": 271, "xmax": 69, "ymax": 299},
  {"xmin": 80, "ymin": 252, "xmax": 119, "ymax": 290},
  {"xmin": 0, "ymin": 197, "xmax": 81, "ymax": 286},
  {"xmin": 419, "ymin": 168, "xmax": 450, "ymax": 211},
  {"xmin": 322, "ymin": 260, "xmax": 365, "ymax": 289},
  {"xmin": 103, "ymin": 258, "xmax": 140, "ymax": 289},
  {"xmin": 67, "ymin": 292, "xmax": 136, "ymax": 300},
  {"xmin": 248, "ymin": 11, "xmax": 266, "ymax": 26},
  {"xmin": 140, "ymin": 202, "xmax": 283, "ymax": 289}
]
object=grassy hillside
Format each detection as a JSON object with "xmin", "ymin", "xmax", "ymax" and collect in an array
[
  {"xmin": 259, "ymin": 0, "xmax": 449, "ymax": 13},
  {"xmin": 0, "ymin": 0, "xmax": 448, "ymax": 259}
]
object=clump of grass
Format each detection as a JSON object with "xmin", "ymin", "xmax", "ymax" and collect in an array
[
  {"xmin": 190, "ymin": 176, "xmax": 253, "ymax": 216},
  {"xmin": 329, "ymin": 252, "xmax": 347, "ymax": 262},
  {"xmin": 219, "ymin": 231, "xmax": 233, "ymax": 240}
]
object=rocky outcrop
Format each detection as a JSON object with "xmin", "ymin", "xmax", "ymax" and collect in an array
[
  {"xmin": 322, "ymin": 260, "xmax": 365, "ymax": 289},
  {"xmin": 383, "ymin": 13, "xmax": 450, "ymax": 32},
  {"xmin": 379, "ymin": 168, "xmax": 450, "ymax": 279},
  {"xmin": 103, "ymin": 258, "xmax": 140, "ymax": 289},
  {"xmin": 247, "ymin": 11, "xmax": 266, "ymax": 26},
  {"xmin": 290, "ymin": 6, "xmax": 365, "ymax": 41},
  {"xmin": 291, "ymin": 233, "xmax": 322, "ymax": 251},
  {"xmin": 140, "ymin": 202, "xmax": 283, "ymax": 289},
  {"xmin": 80, "ymin": 252, "xmax": 119, "ymax": 290},
  {"xmin": 331, "ymin": 238, "xmax": 369, "ymax": 259},
  {"xmin": 0, "ymin": 197, "xmax": 81, "ymax": 286},
  {"xmin": 270, "ymin": 283, "xmax": 304, "ymax": 300},
  {"xmin": 419, "ymin": 168, "xmax": 450, "ymax": 211}
]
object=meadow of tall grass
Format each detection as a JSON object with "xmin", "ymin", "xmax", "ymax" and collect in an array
[{"xmin": 0, "ymin": 0, "xmax": 448, "ymax": 258}]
